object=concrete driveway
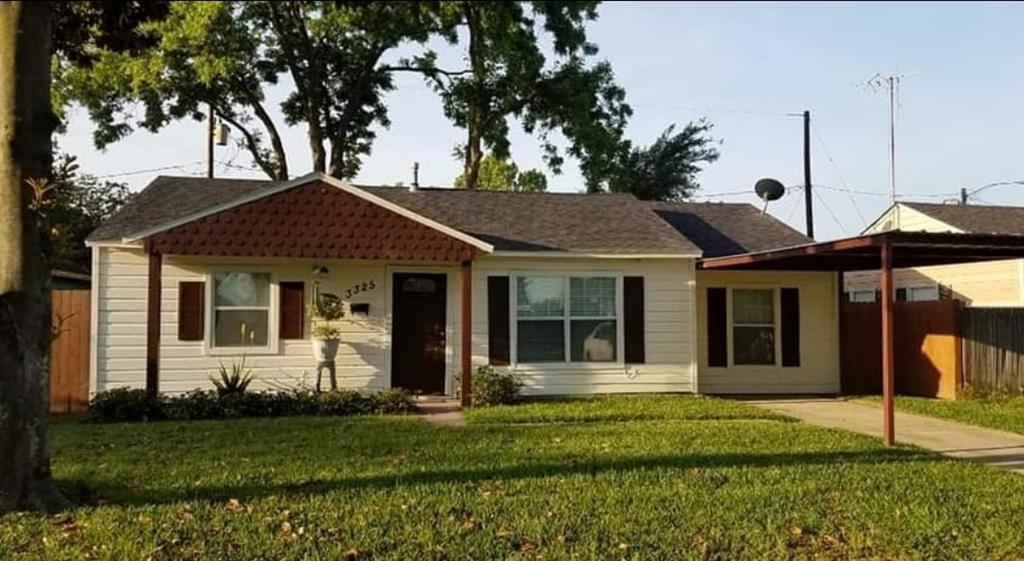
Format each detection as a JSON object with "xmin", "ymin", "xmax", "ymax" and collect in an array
[{"xmin": 743, "ymin": 397, "xmax": 1024, "ymax": 474}]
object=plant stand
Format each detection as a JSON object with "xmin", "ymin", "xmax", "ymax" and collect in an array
[{"xmin": 315, "ymin": 360, "xmax": 337, "ymax": 392}]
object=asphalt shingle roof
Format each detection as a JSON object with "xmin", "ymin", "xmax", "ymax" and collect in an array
[
  {"xmin": 902, "ymin": 202, "xmax": 1024, "ymax": 236},
  {"xmin": 88, "ymin": 176, "xmax": 701, "ymax": 256},
  {"xmin": 647, "ymin": 201, "xmax": 813, "ymax": 257}
]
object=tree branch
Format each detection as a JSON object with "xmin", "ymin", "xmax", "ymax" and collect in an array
[{"xmin": 213, "ymin": 107, "xmax": 277, "ymax": 181}]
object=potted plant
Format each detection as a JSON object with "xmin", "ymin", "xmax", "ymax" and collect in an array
[{"xmin": 310, "ymin": 289, "xmax": 345, "ymax": 361}]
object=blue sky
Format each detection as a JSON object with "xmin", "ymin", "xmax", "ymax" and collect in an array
[{"xmin": 60, "ymin": 1, "xmax": 1024, "ymax": 241}]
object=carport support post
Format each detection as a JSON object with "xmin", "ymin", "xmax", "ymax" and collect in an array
[
  {"xmin": 880, "ymin": 241, "xmax": 895, "ymax": 446},
  {"xmin": 460, "ymin": 260, "xmax": 473, "ymax": 407},
  {"xmin": 146, "ymin": 249, "xmax": 162, "ymax": 396}
]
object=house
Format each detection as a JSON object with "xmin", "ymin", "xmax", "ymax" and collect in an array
[
  {"xmin": 845, "ymin": 202, "xmax": 1024, "ymax": 306},
  {"xmin": 86, "ymin": 174, "xmax": 839, "ymax": 398}
]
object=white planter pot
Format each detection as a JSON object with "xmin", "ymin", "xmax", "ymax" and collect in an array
[{"xmin": 313, "ymin": 338, "xmax": 341, "ymax": 361}]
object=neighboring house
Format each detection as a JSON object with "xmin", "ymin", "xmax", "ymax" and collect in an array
[
  {"xmin": 846, "ymin": 202, "xmax": 1024, "ymax": 306},
  {"xmin": 86, "ymin": 174, "xmax": 837, "ymax": 397}
]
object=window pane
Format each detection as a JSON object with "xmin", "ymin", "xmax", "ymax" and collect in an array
[
  {"xmin": 517, "ymin": 277, "xmax": 564, "ymax": 318},
  {"xmin": 215, "ymin": 310, "xmax": 269, "ymax": 347},
  {"xmin": 517, "ymin": 320, "xmax": 565, "ymax": 362},
  {"xmin": 908, "ymin": 286, "xmax": 938, "ymax": 302},
  {"xmin": 215, "ymin": 273, "xmax": 270, "ymax": 307},
  {"xmin": 733, "ymin": 326, "xmax": 775, "ymax": 365},
  {"xmin": 570, "ymin": 277, "xmax": 616, "ymax": 317},
  {"xmin": 850, "ymin": 290, "xmax": 876, "ymax": 303},
  {"xmin": 570, "ymin": 320, "xmax": 617, "ymax": 362},
  {"xmin": 733, "ymin": 289, "xmax": 774, "ymax": 324}
]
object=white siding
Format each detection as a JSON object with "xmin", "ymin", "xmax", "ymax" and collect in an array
[
  {"xmin": 93, "ymin": 249, "xmax": 696, "ymax": 396},
  {"xmin": 471, "ymin": 257, "xmax": 696, "ymax": 395},
  {"xmin": 695, "ymin": 270, "xmax": 840, "ymax": 394},
  {"xmin": 94, "ymin": 247, "xmax": 464, "ymax": 394},
  {"xmin": 844, "ymin": 258, "xmax": 1024, "ymax": 307},
  {"xmin": 863, "ymin": 203, "xmax": 962, "ymax": 234}
]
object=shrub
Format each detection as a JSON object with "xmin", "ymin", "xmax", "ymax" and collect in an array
[
  {"xmin": 471, "ymin": 366, "xmax": 522, "ymax": 406},
  {"xmin": 210, "ymin": 356, "xmax": 254, "ymax": 396},
  {"xmin": 165, "ymin": 389, "xmax": 222, "ymax": 420},
  {"xmin": 318, "ymin": 389, "xmax": 373, "ymax": 416},
  {"xmin": 87, "ymin": 388, "xmax": 165, "ymax": 422},
  {"xmin": 370, "ymin": 388, "xmax": 416, "ymax": 414}
]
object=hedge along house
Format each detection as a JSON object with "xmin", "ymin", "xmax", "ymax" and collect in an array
[{"xmin": 86, "ymin": 173, "xmax": 834, "ymax": 403}]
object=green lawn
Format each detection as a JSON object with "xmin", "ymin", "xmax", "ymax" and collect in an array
[
  {"xmin": 858, "ymin": 395, "xmax": 1024, "ymax": 436},
  {"xmin": 4, "ymin": 396, "xmax": 1024, "ymax": 560}
]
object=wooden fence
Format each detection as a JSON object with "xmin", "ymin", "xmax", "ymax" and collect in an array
[
  {"xmin": 50, "ymin": 289, "xmax": 91, "ymax": 413},
  {"xmin": 962, "ymin": 308, "xmax": 1024, "ymax": 393},
  {"xmin": 840, "ymin": 299, "xmax": 963, "ymax": 399}
]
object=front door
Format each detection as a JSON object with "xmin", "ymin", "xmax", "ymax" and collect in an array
[{"xmin": 391, "ymin": 273, "xmax": 447, "ymax": 393}]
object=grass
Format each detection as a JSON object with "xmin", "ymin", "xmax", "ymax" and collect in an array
[
  {"xmin": 3, "ymin": 396, "xmax": 1024, "ymax": 560},
  {"xmin": 858, "ymin": 395, "xmax": 1024, "ymax": 436}
]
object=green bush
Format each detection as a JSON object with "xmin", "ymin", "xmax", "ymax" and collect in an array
[
  {"xmin": 318, "ymin": 389, "xmax": 373, "ymax": 416},
  {"xmin": 87, "ymin": 386, "xmax": 414, "ymax": 422},
  {"xmin": 370, "ymin": 388, "xmax": 416, "ymax": 414},
  {"xmin": 471, "ymin": 366, "xmax": 522, "ymax": 406},
  {"xmin": 87, "ymin": 388, "xmax": 165, "ymax": 422}
]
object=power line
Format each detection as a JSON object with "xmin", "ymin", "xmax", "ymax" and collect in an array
[
  {"xmin": 810, "ymin": 121, "xmax": 868, "ymax": 228},
  {"xmin": 629, "ymin": 103, "xmax": 800, "ymax": 119},
  {"xmin": 812, "ymin": 187, "xmax": 848, "ymax": 235},
  {"xmin": 94, "ymin": 161, "xmax": 205, "ymax": 179}
]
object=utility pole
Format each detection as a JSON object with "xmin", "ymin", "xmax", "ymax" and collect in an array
[
  {"xmin": 206, "ymin": 102, "xmax": 214, "ymax": 179},
  {"xmin": 960, "ymin": 187, "xmax": 968, "ymax": 205},
  {"xmin": 803, "ymin": 110, "xmax": 814, "ymax": 239}
]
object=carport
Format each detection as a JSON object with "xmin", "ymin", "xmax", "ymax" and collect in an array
[{"xmin": 699, "ymin": 230, "xmax": 1024, "ymax": 446}]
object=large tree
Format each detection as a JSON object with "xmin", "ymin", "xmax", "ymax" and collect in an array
[
  {"xmin": 598, "ymin": 122, "xmax": 720, "ymax": 201},
  {"xmin": 404, "ymin": 1, "xmax": 631, "ymax": 189},
  {"xmin": 1, "ymin": 0, "xmax": 167, "ymax": 513},
  {"xmin": 59, "ymin": 1, "xmax": 443, "ymax": 180}
]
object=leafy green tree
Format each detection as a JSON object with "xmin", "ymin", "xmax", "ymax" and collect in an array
[
  {"xmin": 44, "ymin": 153, "xmax": 130, "ymax": 271},
  {"xmin": 58, "ymin": 1, "xmax": 442, "ymax": 180},
  {"xmin": 409, "ymin": 2, "xmax": 630, "ymax": 189},
  {"xmin": 599, "ymin": 122, "xmax": 720, "ymax": 201},
  {"xmin": 453, "ymin": 154, "xmax": 547, "ymax": 192}
]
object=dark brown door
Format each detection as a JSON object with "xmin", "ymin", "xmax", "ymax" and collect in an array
[{"xmin": 391, "ymin": 273, "xmax": 447, "ymax": 393}]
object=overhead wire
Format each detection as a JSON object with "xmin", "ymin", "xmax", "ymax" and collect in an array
[
  {"xmin": 810, "ymin": 120, "xmax": 869, "ymax": 228},
  {"xmin": 94, "ymin": 161, "xmax": 205, "ymax": 179}
]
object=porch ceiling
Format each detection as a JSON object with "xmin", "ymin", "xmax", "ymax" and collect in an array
[
  {"xmin": 144, "ymin": 179, "xmax": 477, "ymax": 262},
  {"xmin": 698, "ymin": 231, "xmax": 1024, "ymax": 271}
]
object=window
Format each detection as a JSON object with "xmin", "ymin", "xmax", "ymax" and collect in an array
[
  {"xmin": 213, "ymin": 272, "xmax": 271, "ymax": 347},
  {"xmin": 732, "ymin": 289, "xmax": 775, "ymax": 365},
  {"xmin": 515, "ymin": 275, "xmax": 618, "ymax": 363},
  {"xmin": 849, "ymin": 290, "xmax": 877, "ymax": 303},
  {"xmin": 906, "ymin": 285, "xmax": 939, "ymax": 302}
]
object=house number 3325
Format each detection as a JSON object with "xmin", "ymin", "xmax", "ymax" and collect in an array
[{"xmin": 344, "ymin": 280, "xmax": 376, "ymax": 299}]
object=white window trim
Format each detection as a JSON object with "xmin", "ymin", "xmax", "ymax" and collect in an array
[
  {"xmin": 727, "ymin": 286, "xmax": 780, "ymax": 368},
  {"xmin": 904, "ymin": 284, "xmax": 939, "ymax": 302},
  {"xmin": 204, "ymin": 268, "xmax": 280, "ymax": 356},
  {"xmin": 849, "ymin": 289, "xmax": 877, "ymax": 303},
  {"xmin": 509, "ymin": 272, "xmax": 624, "ymax": 367}
]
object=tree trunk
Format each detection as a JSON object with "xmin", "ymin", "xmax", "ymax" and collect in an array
[
  {"xmin": 461, "ymin": 2, "xmax": 486, "ymax": 190},
  {"xmin": 0, "ymin": 1, "xmax": 67, "ymax": 513}
]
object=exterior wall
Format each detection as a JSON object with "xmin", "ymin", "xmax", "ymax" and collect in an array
[
  {"xmin": 93, "ymin": 246, "xmax": 462, "ymax": 394},
  {"xmin": 471, "ymin": 257, "xmax": 697, "ymax": 395},
  {"xmin": 695, "ymin": 270, "xmax": 840, "ymax": 394},
  {"xmin": 844, "ymin": 259, "xmax": 1024, "ymax": 307},
  {"xmin": 863, "ymin": 204, "xmax": 961, "ymax": 234},
  {"xmin": 93, "ymin": 248, "xmax": 696, "ymax": 396}
]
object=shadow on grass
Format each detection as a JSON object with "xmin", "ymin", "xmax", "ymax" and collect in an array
[
  {"xmin": 467, "ymin": 415, "xmax": 794, "ymax": 426},
  {"xmin": 59, "ymin": 447, "xmax": 935, "ymax": 509}
]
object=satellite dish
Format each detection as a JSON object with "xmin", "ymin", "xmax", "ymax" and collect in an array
[
  {"xmin": 754, "ymin": 178, "xmax": 786, "ymax": 215},
  {"xmin": 755, "ymin": 178, "xmax": 786, "ymax": 201}
]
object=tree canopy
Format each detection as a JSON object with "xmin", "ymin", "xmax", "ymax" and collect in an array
[
  {"xmin": 453, "ymin": 154, "xmax": 547, "ymax": 192},
  {"xmin": 598, "ymin": 121, "xmax": 720, "ymax": 201}
]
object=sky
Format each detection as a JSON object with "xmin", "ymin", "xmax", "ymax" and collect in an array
[{"xmin": 60, "ymin": 1, "xmax": 1024, "ymax": 242}]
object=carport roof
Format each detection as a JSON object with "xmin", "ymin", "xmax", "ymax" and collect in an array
[{"xmin": 698, "ymin": 230, "xmax": 1024, "ymax": 271}]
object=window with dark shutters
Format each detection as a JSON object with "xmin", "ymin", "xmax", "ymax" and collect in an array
[
  {"xmin": 706, "ymin": 287, "xmax": 727, "ymax": 367},
  {"xmin": 780, "ymin": 288, "xmax": 801, "ymax": 367},
  {"xmin": 178, "ymin": 282, "xmax": 205, "ymax": 341},
  {"xmin": 279, "ymin": 281, "xmax": 305, "ymax": 340},
  {"xmin": 623, "ymin": 276, "xmax": 645, "ymax": 364},
  {"xmin": 487, "ymin": 276, "xmax": 510, "ymax": 365}
]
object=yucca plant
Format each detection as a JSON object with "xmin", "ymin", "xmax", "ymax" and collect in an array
[{"xmin": 210, "ymin": 355, "xmax": 254, "ymax": 396}]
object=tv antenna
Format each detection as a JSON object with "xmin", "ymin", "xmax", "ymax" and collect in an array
[{"xmin": 863, "ymin": 71, "xmax": 918, "ymax": 205}]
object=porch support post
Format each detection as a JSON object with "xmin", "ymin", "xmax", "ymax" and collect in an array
[
  {"xmin": 880, "ymin": 241, "xmax": 895, "ymax": 446},
  {"xmin": 146, "ymin": 250, "xmax": 162, "ymax": 395},
  {"xmin": 460, "ymin": 260, "xmax": 473, "ymax": 407}
]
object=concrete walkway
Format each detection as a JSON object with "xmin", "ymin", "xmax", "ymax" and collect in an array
[
  {"xmin": 414, "ymin": 397, "xmax": 466, "ymax": 427},
  {"xmin": 744, "ymin": 397, "xmax": 1024, "ymax": 474}
]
